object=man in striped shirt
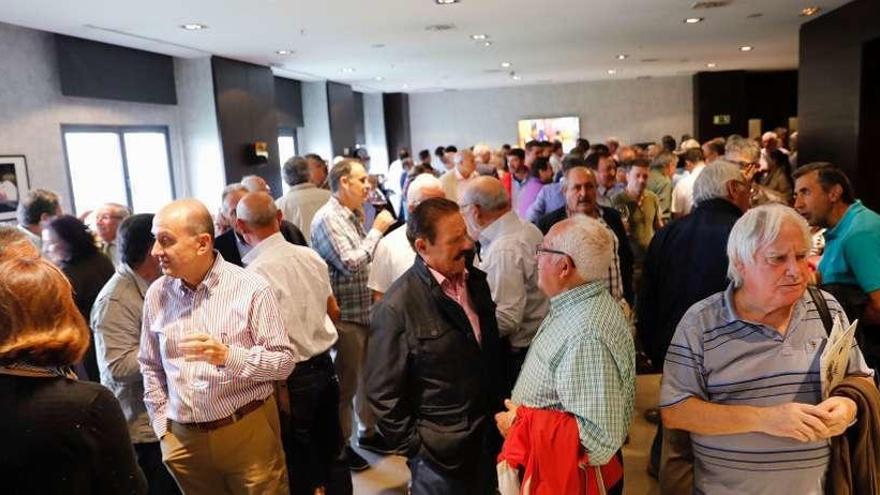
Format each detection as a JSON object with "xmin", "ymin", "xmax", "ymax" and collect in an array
[{"xmin": 139, "ymin": 199, "xmax": 296, "ymax": 494}]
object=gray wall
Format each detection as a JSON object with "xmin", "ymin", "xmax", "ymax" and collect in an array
[
  {"xmin": 363, "ymin": 92, "xmax": 389, "ymax": 175},
  {"xmin": 298, "ymin": 81, "xmax": 333, "ymax": 162},
  {"xmin": 409, "ymin": 76, "xmax": 693, "ymax": 151},
  {"xmin": 0, "ymin": 21, "xmax": 185, "ymax": 215}
]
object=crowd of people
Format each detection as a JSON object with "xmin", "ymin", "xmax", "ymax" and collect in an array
[{"xmin": 1, "ymin": 129, "xmax": 879, "ymax": 495}]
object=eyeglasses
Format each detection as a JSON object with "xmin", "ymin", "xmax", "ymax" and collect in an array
[{"xmin": 535, "ymin": 245, "xmax": 574, "ymax": 264}]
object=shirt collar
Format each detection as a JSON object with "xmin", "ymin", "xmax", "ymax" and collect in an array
[
  {"xmin": 549, "ymin": 280, "xmax": 606, "ymax": 312},
  {"xmin": 428, "ymin": 265, "xmax": 469, "ymax": 289},
  {"xmin": 119, "ymin": 262, "xmax": 151, "ymax": 297},
  {"xmin": 292, "ymin": 182, "xmax": 317, "ymax": 191},
  {"xmin": 175, "ymin": 251, "xmax": 224, "ymax": 294},
  {"xmin": 241, "ymin": 232, "xmax": 285, "ymax": 266},
  {"xmin": 478, "ymin": 210, "xmax": 519, "ymax": 247},
  {"xmin": 721, "ymin": 282, "xmax": 808, "ymax": 339},
  {"xmin": 824, "ymin": 200, "xmax": 863, "ymax": 240}
]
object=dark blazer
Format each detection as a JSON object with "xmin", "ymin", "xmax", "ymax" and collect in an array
[
  {"xmin": 215, "ymin": 220, "xmax": 307, "ymax": 267},
  {"xmin": 0, "ymin": 374, "xmax": 146, "ymax": 494},
  {"xmin": 636, "ymin": 197, "xmax": 743, "ymax": 368},
  {"xmin": 61, "ymin": 251, "xmax": 115, "ymax": 381},
  {"xmin": 537, "ymin": 206, "xmax": 635, "ymax": 304},
  {"xmin": 365, "ymin": 256, "xmax": 505, "ymax": 476}
]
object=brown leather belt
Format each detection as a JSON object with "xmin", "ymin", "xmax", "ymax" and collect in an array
[{"xmin": 177, "ymin": 398, "xmax": 265, "ymax": 432}]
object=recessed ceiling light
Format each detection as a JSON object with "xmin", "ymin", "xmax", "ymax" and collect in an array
[
  {"xmin": 402, "ymin": 84, "xmax": 409, "ymax": 89},
  {"xmin": 800, "ymin": 6, "xmax": 821, "ymax": 16},
  {"xmin": 500, "ymin": 61, "xmax": 512, "ymax": 68},
  {"xmin": 470, "ymin": 34, "xmax": 488, "ymax": 40},
  {"xmin": 374, "ymin": 76, "xmax": 385, "ymax": 81},
  {"xmin": 435, "ymin": 0, "xmax": 459, "ymax": 4},
  {"xmin": 684, "ymin": 17, "xmax": 704, "ymax": 24},
  {"xmin": 511, "ymin": 75, "xmax": 522, "ymax": 81},
  {"xmin": 706, "ymin": 62, "xmax": 717, "ymax": 68},
  {"xmin": 617, "ymin": 54, "xmax": 628, "ymax": 60},
  {"xmin": 482, "ymin": 41, "xmax": 493, "ymax": 47},
  {"xmin": 371, "ymin": 43, "xmax": 386, "ymax": 48},
  {"xmin": 275, "ymin": 49, "xmax": 294, "ymax": 55},
  {"xmin": 341, "ymin": 67, "xmax": 355, "ymax": 73},
  {"xmin": 740, "ymin": 45, "xmax": 753, "ymax": 52},
  {"xmin": 180, "ymin": 23, "xmax": 207, "ymax": 30},
  {"xmin": 607, "ymin": 69, "xmax": 617, "ymax": 75},
  {"xmin": 747, "ymin": 13, "xmax": 763, "ymax": 19}
]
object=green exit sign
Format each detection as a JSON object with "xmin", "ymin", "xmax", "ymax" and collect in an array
[{"xmin": 713, "ymin": 114, "xmax": 732, "ymax": 125}]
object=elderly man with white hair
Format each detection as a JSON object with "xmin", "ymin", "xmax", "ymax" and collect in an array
[
  {"xmin": 241, "ymin": 174, "xmax": 271, "ymax": 194},
  {"xmin": 367, "ymin": 173, "xmax": 445, "ymax": 300},
  {"xmin": 439, "ymin": 149, "xmax": 477, "ymax": 202},
  {"xmin": 660, "ymin": 204, "xmax": 874, "ymax": 495},
  {"xmin": 495, "ymin": 215, "xmax": 636, "ymax": 493},
  {"xmin": 94, "ymin": 202, "xmax": 130, "ymax": 267},
  {"xmin": 460, "ymin": 176, "xmax": 549, "ymax": 392}
]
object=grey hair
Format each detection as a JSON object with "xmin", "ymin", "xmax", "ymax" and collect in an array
[
  {"xmin": 726, "ymin": 204, "xmax": 812, "ymax": 287},
  {"xmin": 235, "ymin": 193, "xmax": 278, "ymax": 228},
  {"xmin": 459, "ymin": 178, "xmax": 509, "ymax": 212},
  {"xmin": 650, "ymin": 152, "xmax": 676, "ymax": 170},
  {"xmin": 220, "ymin": 183, "xmax": 248, "ymax": 213},
  {"xmin": 407, "ymin": 174, "xmax": 444, "ymax": 209},
  {"xmin": 693, "ymin": 160, "xmax": 743, "ymax": 204},
  {"xmin": 241, "ymin": 175, "xmax": 268, "ymax": 192},
  {"xmin": 547, "ymin": 215, "xmax": 614, "ymax": 283},
  {"xmin": 725, "ymin": 135, "xmax": 760, "ymax": 163},
  {"xmin": 561, "ymin": 166, "xmax": 597, "ymax": 191},
  {"xmin": 98, "ymin": 202, "xmax": 131, "ymax": 218},
  {"xmin": 282, "ymin": 156, "xmax": 311, "ymax": 186}
]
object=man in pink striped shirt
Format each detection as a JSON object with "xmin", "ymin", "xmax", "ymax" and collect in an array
[{"xmin": 138, "ymin": 199, "xmax": 295, "ymax": 494}]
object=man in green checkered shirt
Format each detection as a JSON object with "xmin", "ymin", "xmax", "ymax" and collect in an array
[{"xmin": 496, "ymin": 215, "xmax": 636, "ymax": 467}]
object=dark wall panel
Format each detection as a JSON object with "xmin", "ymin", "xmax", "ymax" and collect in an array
[
  {"xmin": 744, "ymin": 71, "xmax": 798, "ymax": 132},
  {"xmin": 274, "ymin": 77, "xmax": 303, "ymax": 129},
  {"xmin": 383, "ymin": 93, "xmax": 411, "ymax": 161},
  {"xmin": 212, "ymin": 57, "xmax": 281, "ymax": 194},
  {"xmin": 353, "ymin": 92, "xmax": 366, "ymax": 147},
  {"xmin": 327, "ymin": 81, "xmax": 356, "ymax": 157},
  {"xmin": 55, "ymin": 34, "xmax": 176, "ymax": 105},
  {"xmin": 693, "ymin": 71, "xmax": 748, "ymax": 141}
]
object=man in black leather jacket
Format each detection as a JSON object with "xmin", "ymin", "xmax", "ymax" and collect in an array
[{"xmin": 365, "ymin": 197, "xmax": 505, "ymax": 494}]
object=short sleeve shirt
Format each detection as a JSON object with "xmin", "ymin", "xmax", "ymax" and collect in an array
[
  {"xmin": 819, "ymin": 200, "xmax": 880, "ymax": 293},
  {"xmin": 611, "ymin": 190, "xmax": 660, "ymax": 256},
  {"xmin": 660, "ymin": 284, "xmax": 873, "ymax": 495}
]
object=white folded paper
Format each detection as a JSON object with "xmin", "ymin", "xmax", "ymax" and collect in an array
[{"xmin": 820, "ymin": 315, "xmax": 858, "ymax": 399}]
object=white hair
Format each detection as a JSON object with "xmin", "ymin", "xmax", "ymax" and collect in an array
[
  {"xmin": 473, "ymin": 143, "xmax": 491, "ymax": 156},
  {"xmin": 724, "ymin": 135, "xmax": 760, "ymax": 163},
  {"xmin": 726, "ymin": 204, "xmax": 812, "ymax": 287},
  {"xmin": 547, "ymin": 215, "xmax": 614, "ymax": 283},
  {"xmin": 761, "ymin": 131, "xmax": 778, "ymax": 144},
  {"xmin": 407, "ymin": 174, "xmax": 444, "ymax": 209},
  {"xmin": 692, "ymin": 160, "xmax": 743, "ymax": 204}
]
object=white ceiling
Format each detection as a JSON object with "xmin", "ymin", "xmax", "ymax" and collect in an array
[{"xmin": 0, "ymin": 0, "xmax": 847, "ymax": 93}]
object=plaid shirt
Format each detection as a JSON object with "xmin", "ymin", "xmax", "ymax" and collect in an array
[
  {"xmin": 512, "ymin": 280, "xmax": 636, "ymax": 465},
  {"xmin": 310, "ymin": 196, "xmax": 382, "ymax": 325}
]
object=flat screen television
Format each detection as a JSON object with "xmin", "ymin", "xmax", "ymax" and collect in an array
[{"xmin": 517, "ymin": 116, "xmax": 580, "ymax": 151}]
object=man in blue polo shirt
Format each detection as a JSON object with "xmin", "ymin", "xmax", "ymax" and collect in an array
[{"xmin": 793, "ymin": 162, "xmax": 880, "ymax": 369}]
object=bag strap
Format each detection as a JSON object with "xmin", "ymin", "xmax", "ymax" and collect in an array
[{"xmin": 807, "ymin": 285, "xmax": 833, "ymax": 336}]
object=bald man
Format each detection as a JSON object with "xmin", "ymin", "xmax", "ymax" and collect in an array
[
  {"xmin": 241, "ymin": 175, "xmax": 271, "ymax": 194},
  {"xmin": 236, "ymin": 192, "xmax": 350, "ymax": 495},
  {"xmin": 138, "ymin": 198, "xmax": 295, "ymax": 494}
]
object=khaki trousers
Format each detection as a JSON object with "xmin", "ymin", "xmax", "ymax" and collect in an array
[
  {"xmin": 335, "ymin": 321, "xmax": 375, "ymax": 442},
  {"xmin": 160, "ymin": 396, "xmax": 289, "ymax": 495}
]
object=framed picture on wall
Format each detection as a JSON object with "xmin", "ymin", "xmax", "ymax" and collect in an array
[{"xmin": 0, "ymin": 155, "xmax": 30, "ymax": 222}]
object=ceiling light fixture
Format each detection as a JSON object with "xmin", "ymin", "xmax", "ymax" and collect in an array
[
  {"xmin": 511, "ymin": 75, "xmax": 522, "ymax": 81},
  {"xmin": 341, "ymin": 67, "xmax": 355, "ymax": 73},
  {"xmin": 706, "ymin": 62, "xmax": 717, "ymax": 68},
  {"xmin": 402, "ymin": 84, "xmax": 409, "ymax": 89},
  {"xmin": 435, "ymin": 0, "xmax": 459, "ymax": 4},
  {"xmin": 275, "ymin": 49, "xmax": 294, "ymax": 55},
  {"xmin": 470, "ymin": 34, "xmax": 488, "ymax": 40},
  {"xmin": 740, "ymin": 45, "xmax": 753, "ymax": 52},
  {"xmin": 684, "ymin": 17, "xmax": 704, "ymax": 24},
  {"xmin": 482, "ymin": 41, "xmax": 493, "ymax": 47},
  {"xmin": 617, "ymin": 54, "xmax": 628, "ymax": 60},
  {"xmin": 374, "ymin": 76, "xmax": 385, "ymax": 81},
  {"xmin": 607, "ymin": 69, "xmax": 617, "ymax": 75},
  {"xmin": 500, "ymin": 61, "xmax": 512, "ymax": 68},
  {"xmin": 800, "ymin": 6, "xmax": 821, "ymax": 16},
  {"xmin": 180, "ymin": 23, "xmax": 207, "ymax": 30}
]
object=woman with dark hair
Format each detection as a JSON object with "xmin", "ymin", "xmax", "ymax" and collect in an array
[
  {"xmin": 42, "ymin": 215, "xmax": 115, "ymax": 381},
  {"xmin": 0, "ymin": 257, "xmax": 146, "ymax": 494},
  {"xmin": 760, "ymin": 148, "xmax": 794, "ymax": 203}
]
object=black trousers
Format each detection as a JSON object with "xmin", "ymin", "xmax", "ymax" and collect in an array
[
  {"xmin": 505, "ymin": 342, "xmax": 529, "ymax": 396},
  {"xmin": 283, "ymin": 352, "xmax": 352, "ymax": 495},
  {"xmin": 133, "ymin": 441, "xmax": 180, "ymax": 495}
]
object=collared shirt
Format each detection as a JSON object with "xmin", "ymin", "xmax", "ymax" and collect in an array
[
  {"xmin": 91, "ymin": 263, "xmax": 155, "ymax": 444},
  {"xmin": 276, "ymin": 183, "xmax": 332, "ymax": 243},
  {"xmin": 366, "ymin": 225, "xmax": 415, "ymax": 295},
  {"xmin": 17, "ymin": 224, "xmax": 41, "ymax": 250},
  {"xmin": 597, "ymin": 183, "xmax": 625, "ymax": 208},
  {"xmin": 477, "ymin": 211, "xmax": 548, "ymax": 348},
  {"xmin": 429, "ymin": 267, "xmax": 481, "ymax": 344},
  {"xmin": 515, "ymin": 177, "xmax": 546, "ymax": 219},
  {"xmin": 647, "ymin": 169, "xmax": 672, "ymax": 220},
  {"xmin": 138, "ymin": 253, "xmax": 295, "ymax": 438},
  {"xmin": 525, "ymin": 182, "xmax": 565, "ymax": 225},
  {"xmin": 234, "ymin": 231, "xmax": 253, "ymax": 259},
  {"xmin": 242, "ymin": 232, "xmax": 338, "ymax": 361},
  {"xmin": 511, "ymin": 176, "xmax": 528, "ymax": 212},
  {"xmin": 660, "ymin": 285, "xmax": 873, "ymax": 495},
  {"xmin": 611, "ymin": 190, "xmax": 661, "ymax": 258},
  {"xmin": 100, "ymin": 240, "xmax": 119, "ymax": 268},
  {"xmin": 512, "ymin": 281, "xmax": 636, "ymax": 465},
  {"xmin": 671, "ymin": 163, "xmax": 705, "ymax": 216},
  {"xmin": 311, "ymin": 196, "xmax": 382, "ymax": 325},
  {"xmin": 819, "ymin": 200, "xmax": 880, "ymax": 292}
]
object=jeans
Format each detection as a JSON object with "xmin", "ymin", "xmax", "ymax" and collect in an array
[{"xmin": 284, "ymin": 352, "xmax": 351, "ymax": 495}]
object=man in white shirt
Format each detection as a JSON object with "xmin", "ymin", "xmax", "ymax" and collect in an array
[
  {"xmin": 670, "ymin": 148, "xmax": 707, "ymax": 219},
  {"xmin": 367, "ymin": 174, "xmax": 446, "ymax": 300},
  {"xmin": 439, "ymin": 149, "xmax": 476, "ymax": 203},
  {"xmin": 237, "ymin": 192, "xmax": 350, "ymax": 495},
  {"xmin": 460, "ymin": 176, "xmax": 549, "ymax": 393},
  {"xmin": 276, "ymin": 156, "xmax": 332, "ymax": 241},
  {"xmin": 94, "ymin": 202, "xmax": 130, "ymax": 267}
]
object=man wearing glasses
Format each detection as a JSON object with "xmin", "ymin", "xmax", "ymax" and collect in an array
[
  {"xmin": 95, "ymin": 202, "xmax": 130, "ymax": 267},
  {"xmin": 495, "ymin": 215, "xmax": 636, "ymax": 494}
]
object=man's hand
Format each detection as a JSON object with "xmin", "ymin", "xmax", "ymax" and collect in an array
[
  {"xmin": 759, "ymin": 403, "xmax": 832, "ymax": 442},
  {"xmin": 494, "ymin": 399, "xmax": 519, "ymax": 439},
  {"xmin": 816, "ymin": 397, "xmax": 857, "ymax": 437},
  {"xmin": 179, "ymin": 332, "xmax": 229, "ymax": 366},
  {"xmin": 372, "ymin": 210, "xmax": 395, "ymax": 234}
]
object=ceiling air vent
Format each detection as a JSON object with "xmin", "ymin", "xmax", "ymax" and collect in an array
[
  {"xmin": 425, "ymin": 24, "xmax": 456, "ymax": 32},
  {"xmin": 640, "ymin": 58, "xmax": 660, "ymax": 63},
  {"xmin": 691, "ymin": 1, "xmax": 731, "ymax": 9}
]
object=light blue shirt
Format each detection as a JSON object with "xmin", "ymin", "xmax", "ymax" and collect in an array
[{"xmin": 819, "ymin": 200, "xmax": 880, "ymax": 293}]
